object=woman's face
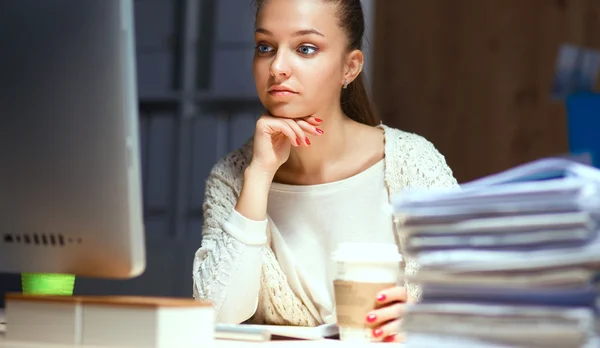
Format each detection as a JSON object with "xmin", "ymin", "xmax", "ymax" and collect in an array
[{"xmin": 253, "ymin": 0, "xmax": 348, "ymax": 119}]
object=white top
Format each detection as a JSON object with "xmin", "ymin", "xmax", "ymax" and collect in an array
[
  {"xmin": 193, "ymin": 125, "xmax": 459, "ymax": 326},
  {"xmin": 214, "ymin": 160, "xmax": 393, "ymax": 324},
  {"xmin": 268, "ymin": 159, "xmax": 394, "ymax": 323}
]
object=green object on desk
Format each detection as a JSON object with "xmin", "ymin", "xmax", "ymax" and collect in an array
[{"xmin": 21, "ymin": 273, "xmax": 75, "ymax": 296}]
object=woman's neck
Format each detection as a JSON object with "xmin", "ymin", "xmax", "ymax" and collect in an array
[{"xmin": 276, "ymin": 107, "xmax": 356, "ymax": 184}]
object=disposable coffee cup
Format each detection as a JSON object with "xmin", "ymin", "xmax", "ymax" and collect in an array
[{"xmin": 332, "ymin": 242, "xmax": 403, "ymax": 342}]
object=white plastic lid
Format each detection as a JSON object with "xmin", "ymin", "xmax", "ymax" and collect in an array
[{"xmin": 331, "ymin": 242, "xmax": 403, "ymax": 263}]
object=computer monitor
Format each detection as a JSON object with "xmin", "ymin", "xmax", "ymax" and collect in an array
[{"xmin": 0, "ymin": 0, "xmax": 146, "ymax": 278}]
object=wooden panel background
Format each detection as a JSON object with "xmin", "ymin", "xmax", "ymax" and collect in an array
[{"xmin": 373, "ymin": 0, "xmax": 600, "ymax": 182}]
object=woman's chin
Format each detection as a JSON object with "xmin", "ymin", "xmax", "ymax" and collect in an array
[{"xmin": 266, "ymin": 106, "xmax": 311, "ymax": 119}]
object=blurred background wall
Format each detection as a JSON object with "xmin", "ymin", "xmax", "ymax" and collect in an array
[
  {"xmin": 373, "ymin": 0, "xmax": 600, "ymax": 182},
  {"xmin": 0, "ymin": 0, "xmax": 598, "ymax": 305}
]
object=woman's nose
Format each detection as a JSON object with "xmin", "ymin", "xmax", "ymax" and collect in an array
[{"xmin": 270, "ymin": 51, "xmax": 291, "ymax": 78}]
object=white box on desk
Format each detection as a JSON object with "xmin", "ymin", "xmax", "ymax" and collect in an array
[
  {"xmin": 7, "ymin": 297, "xmax": 81, "ymax": 345},
  {"xmin": 81, "ymin": 297, "xmax": 214, "ymax": 347},
  {"xmin": 4, "ymin": 293, "xmax": 214, "ymax": 348}
]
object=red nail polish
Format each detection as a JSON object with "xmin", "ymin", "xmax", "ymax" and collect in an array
[
  {"xmin": 316, "ymin": 128, "xmax": 324, "ymax": 134},
  {"xmin": 372, "ymin": 329, "xmax": 383, "ymax": 338},
  {"xmin": 377, "ymin": 294, "xmax": 387, "ymax": 302},
  {"xmin": 305, "ymin": 137, "xmax": 311, "ymax": 145},
  {"xmin": 296, "ymin": 138, "xmax": 300, "ymax": 146},
  {"xmin": 315, "ymin": 118, "xmax": 323, "ymax": 123},
  {"xmin": 366, "ymin": 313, "xmax": 377, "ymax": 323},
  {"xmin": 383, "ymin": 334, "xmax": 396, "ymax": 342}
]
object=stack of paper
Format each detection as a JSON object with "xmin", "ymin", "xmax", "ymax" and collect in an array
[{"xmin": 392, "ymin": 158, "xmax": 600, "ymax": 347}]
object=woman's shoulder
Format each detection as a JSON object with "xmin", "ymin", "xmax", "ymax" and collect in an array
[
  {"xmin": 380, "ymin": 124, "xmax": 444, "ymax": 157},
  {"xmin": 380, "ymin": 124, "xmax": 458, "ymax": 189},
  {"xmin": 380, "ymin": 124, "xmax": 435, "ymax": 148}
]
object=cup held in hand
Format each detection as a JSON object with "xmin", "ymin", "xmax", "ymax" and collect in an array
[{"xmin": 331, "ymin": 242, "xmax": 403, "ymax": 342}]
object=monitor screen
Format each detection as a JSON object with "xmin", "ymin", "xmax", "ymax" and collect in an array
[{"xmin": 0, "ymin": 0, "xmax": 146, "ymax": 279}]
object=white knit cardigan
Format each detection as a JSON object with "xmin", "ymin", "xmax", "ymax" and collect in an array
[{"xmin": 193, "ymin": 124, "xmax": 458, "ymax": 326}]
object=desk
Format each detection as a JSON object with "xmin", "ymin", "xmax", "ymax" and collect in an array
[
  {"xmin": 0, "ymin": 309, "xmax": 392, "ymax": 347},
  {"xmin": 0, "ymin": 339, "xmax": 388, "ymax": 347}
]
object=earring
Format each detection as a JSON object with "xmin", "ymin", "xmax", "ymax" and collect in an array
[{"xmin": 343, "ymin": 79, "xmax": 348, "ymax": 89}]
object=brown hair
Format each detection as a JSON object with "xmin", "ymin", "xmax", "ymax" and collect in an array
[{"xmin": 254, "ymin": 0, "xmax": 380, "ymax": 126}]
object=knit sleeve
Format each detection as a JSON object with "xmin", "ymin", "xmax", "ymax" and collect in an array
[
  {"xmin": 385, "ymin": 129, "xmax": 459, "ymax": 302},
  {"xmin": 412, "ymin": 137, "xmax": 458, "ymax": 189},
  {"xmin": 388, "ymin": 131, "xmax": 459, "ymax": 191},
  {"xmin": 192, "ymin": 145, "xmax": 267, "ymax": 323}
]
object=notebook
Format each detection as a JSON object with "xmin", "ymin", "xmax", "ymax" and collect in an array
[{"xmin": 215, "ymin": 323, "xmax": 338, "ymax": 341}]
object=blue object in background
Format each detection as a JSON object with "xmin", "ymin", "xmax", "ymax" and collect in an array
[{"xmin": 565, "ymin": 92, "xmax": 600, "ymax": 168}]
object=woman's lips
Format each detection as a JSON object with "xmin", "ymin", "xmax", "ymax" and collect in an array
[{"xmin": 268, "ymin": 90, "xmax": 298, "ymax": 97}]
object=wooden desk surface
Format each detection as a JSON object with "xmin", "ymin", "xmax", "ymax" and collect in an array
[
  {"xmin": 0, "ymin": 339, "xmax": 392, "ymax": 347},
  {"xmin": 0, "ymin": 308, "xmax": 396, "ymax": 346}
]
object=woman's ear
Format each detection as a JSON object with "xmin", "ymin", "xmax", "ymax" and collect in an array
[{"xmin": 341, "ymin": 49, "xmax": 364, "ymax": 87}]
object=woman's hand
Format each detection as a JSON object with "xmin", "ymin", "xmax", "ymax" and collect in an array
[
  {"xmin": 235, "ymin": 114, "xmax": 323, "ymax": 221},
  {"xmin": 249, "ymin": 114, "xmax": 324, "ymax": 176},
  {"xmin": 365, "ymin": 286, "xmax": 409, "ymax": 343}
]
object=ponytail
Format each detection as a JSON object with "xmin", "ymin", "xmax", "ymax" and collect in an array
[{"xmin": 341, "ymin": 73, "xmax": 380, "ymax": 126}]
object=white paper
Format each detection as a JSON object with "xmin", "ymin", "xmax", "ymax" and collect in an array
[
  {"xmin": 215, "ymin": 323, "xmax": 338, "ymax": 341},
  {"xmin": 393, "ymin": 157, "xmax": 600, "ymax": 347}
]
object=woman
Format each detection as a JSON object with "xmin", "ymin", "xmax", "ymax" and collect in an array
[{"xmin": 193, "ymin": 0, "xmax": 458, "ymax": 342}]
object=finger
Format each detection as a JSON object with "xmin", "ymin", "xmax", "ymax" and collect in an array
[
  {"xmin": 295, "ymin": 119, "xmax": 323, "ymax": 136},
  {"xmin": 383, "ymin": 332, "xmax": 406, "ymax": 343},
  {"xmin": 283, "ymin": 118, "xmax": 310, "ymax": 146},
  {"xmin": 376, "ymin": 286, "xmax": 408, "ymax": 306},
  {"xmin": 366, "ymin": 302, "xmax": 406, "ymax": 326},
  {"xmin": 302, "ymin": 115, "xmax": 323, "ymax": 126},
  {"xmin": 372, "ymin": 319, "xmax": 403, "ymax": 342},
  {"xmin": 265, "ymin": 119, "xmax": 300, "ymax": 147}
]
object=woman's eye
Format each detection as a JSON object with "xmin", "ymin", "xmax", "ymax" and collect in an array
[
  {"xmin": 298, "ymin": 45, "xmax": 318, "ymax": 55},
  {"xmin": 255, "ymin": 44, "xmax": 273, "ymax": 54}
]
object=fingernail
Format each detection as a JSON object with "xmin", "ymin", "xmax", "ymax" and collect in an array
[
  {"xmin": 316, "ymin": 128, "xmax": 324, "ymax": 134},
  {"xmin": 296, "ymin": 138, "xmax": 300, "ymax": 146},
  {"xmin": 383, "ymin": 334, "xmax": 396, "ymax": 342},
  {"xmin": 366, "ymin": 313, "xmax": 377, "ymax": 323},
  {"xmin": 372, "ymin": 329, "xmax": 383, "ymax": 338},
  {"xmin": 315, "ymin": 118, "xmax": 323, "ymax": 123},
  {"xmin": 376, "ymin": 293, "xmax": 386, "ymax": 302},
  {"xmin": 305, "ymin": 137, "xmax": 311, "ymax": 145}
]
